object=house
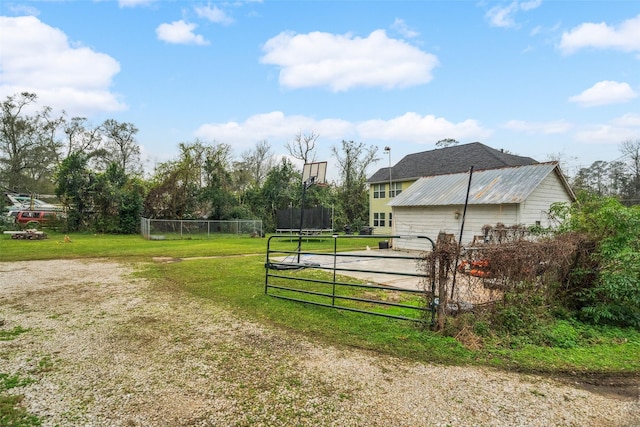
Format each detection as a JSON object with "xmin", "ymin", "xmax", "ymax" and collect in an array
[
  {"xmin": 387, "ymin": 162, "xmax": 575, "ymax": 251},
  {"xmin": 366, "ymin": 142, "xmax": 538, "ymax": 235}
]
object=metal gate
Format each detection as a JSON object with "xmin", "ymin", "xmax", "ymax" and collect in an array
[{"xmin": 265, "ymin": 234, "xmax": 436, "ymax": 323}]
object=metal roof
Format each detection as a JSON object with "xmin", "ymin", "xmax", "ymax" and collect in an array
[{"xmin": 389, "ymin": 163, "xmax": 570, "ymax": 207}]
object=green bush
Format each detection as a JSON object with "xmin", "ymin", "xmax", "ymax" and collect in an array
[
  {"xmin": 542, "ymin": 320, "xmax": 579, "ymax": 348},
  {"xmin": 562, "ymin": 196, "xmax": 640, "ymax": 328}
]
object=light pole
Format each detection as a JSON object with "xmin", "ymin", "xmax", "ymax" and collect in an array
[
  {"xmin": 384, "ymin": 146, "xmax": 392, "ymax": 198},
  {"xmin": 384, "ymin": 146, "xmax": 392, "ymax": 233}
]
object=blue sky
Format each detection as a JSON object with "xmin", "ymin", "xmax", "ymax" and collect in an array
[{"xmin": 1, "ymin": 0, "xmax": 639, "ymax": 181}]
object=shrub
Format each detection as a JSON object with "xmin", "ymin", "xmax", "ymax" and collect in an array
[{"xmin": 559, "ymin": 196, "xmax": 640, "ymax": 328}]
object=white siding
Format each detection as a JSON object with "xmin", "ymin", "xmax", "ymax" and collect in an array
[
  {"xmin": 520, "ymin": 172, "xmax": 573, "ymax": 227},
  {"xmin": 392, "ymin": 204, "xmax": 517, "ymax": 251}
]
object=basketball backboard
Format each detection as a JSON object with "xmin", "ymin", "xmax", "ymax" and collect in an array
[{"xmin": 302, "ymin": 161, "xmax": 327, "ymax": 185}]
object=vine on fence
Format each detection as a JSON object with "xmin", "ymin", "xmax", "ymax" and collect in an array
[{"xmin": 420, "ymin": 225, "xmax": 589, "ymax": 338}]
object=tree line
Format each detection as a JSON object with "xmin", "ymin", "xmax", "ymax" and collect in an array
[
  {"xmin": 0, "ymin": 92, "xmax": 378, "ymax": 233},
  {"xmin": 569, "ymin": 140, "xmax": 640, "ymax": 205}
]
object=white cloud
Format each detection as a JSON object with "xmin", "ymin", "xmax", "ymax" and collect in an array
[
  {"xmin": 485, "ymin": 0, "xmax": 541, "ymax": 29},
  {"xmin": 118, "ymin": 0, "xmax": 156, "ymax": 7},
  {"xmin": 356, "ymin": 113, "xmax": 492, "ymax": 142},
  {"xmin": 486, "ymin": 2, "xmax": 519, "ymax": 28},
  {"xmin": 5, "ymin": 4, "xmax": 40, "ymax": 16},
  {"xmin": 610, "ymin": 113, "xmax": 640, "ymax": 127},
  {"xmin": 260, "ymin": 30, "xmax": 439, "ymax": 91},
  {"xmin": 195, "ymin": 4, "xmax": 234, "ymax": 25},
  {"xmin": 391, "ymin": 18, "xmax": 420, "ymax": 38},
  {"xmin": 156, "ymin": 20, "xmax": 209, "ymax": 45},
  {"xmin": 519, "ymin": 0, "xmax": 542, "ymax": 11},
  {"xmin": 0, "ymin": 16, "xmax": 125, "ymax": 115},
  {"xmin": 194, "ymin": 112, "xmax": 491, "ymax": 149},
  {"xmin": 559, "ymin": 14, "xmax": 640, "ymax": 54},
  {"xmin": 194, "ymin": 112, "xmax": 353, "ymax": 148},
  {"xmin": 503, "ymin": 119, "xmax": 573, "ymax": 134},
  {"xmin": 574, "ymin": 113, "xmax": 640, "ymax": 144},
  {"xmin": 569, "ymin": 81, "xmax": 637, "ymax": 107}
]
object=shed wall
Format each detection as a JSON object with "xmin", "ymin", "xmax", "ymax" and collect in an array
[
  {"xmin": 520, "ymin": 172, "xmax": 573, "ymax": 226},
  {"xmin": 392, "ymin": 204, "xmax": 518, "ymax": 251}
]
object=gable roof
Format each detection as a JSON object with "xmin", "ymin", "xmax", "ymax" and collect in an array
[
  {"xmin": 389, "ymin": 162, "xmax": 575, "ymax": 207},
  {"xmin": 367, "ymin": 142, "xmax": 537, "ymax": 183}
]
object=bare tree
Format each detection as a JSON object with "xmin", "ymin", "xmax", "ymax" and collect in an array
[
  {"xmin": 239, "ymin": 140, "xmax": 275, "ymax": 187},
  {"xmin": 331, "ymin": 140, "xmax": 379, "ymax": 225},
  {"xmin": 286, "ymin": 131, "xmax": 319, "ymax": 164},
  {"xmin": 436, "ymin": 138, "xmax": 459, "ymax": 148},
  {"xmin": 100, "ymin": 119, "xmax": 141, "ymax": 174},
  {"xmin": 63, "ymin": 117, "xmax": 103, "ymax": 159},
  {"xmin": 620, "ymin": 138, "xmax": 640, "ymax": 201}
]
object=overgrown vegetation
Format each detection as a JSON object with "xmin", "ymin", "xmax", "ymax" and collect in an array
[
  {"xmin": 422, "ymin": 194, "xmax": 640, "ymax": 352},
  {"xmin": 1, "ymin": 229, "xmax": 638, "ymax": 427},
  {"xmin": 558, "ymin": 194, "xmax": 640, "ymax": 327},
  {"xmin": 2, "ymin": 92, "xmax": 378, "ymax": 235}
]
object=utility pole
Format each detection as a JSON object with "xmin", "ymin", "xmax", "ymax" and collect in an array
[{"xmin": 384, "ymin": 146, "xmax": 392, "ymax": 198}]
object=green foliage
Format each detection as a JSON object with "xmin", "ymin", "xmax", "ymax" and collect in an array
[
  {"xmin": 541, "ymin": 320, "xmax": 581, "ymax": 348},
  {"xmin": 0, "ymin": 373, "xmax": 40, "ymax": 427},
  {"xmin": 563, "ymin": 195, "xmax": 640, "ymax": 328},
  {"xmin": 249, "ymin": 159, "xmax": 301, "ymax": 232},
  {"xmin": 331, "ymin": 140, "xmax": 378, "ymax": 227},
  {"xmin": 0, "ymin": 92, "xmax": 63, "ymax": 193},
  {"xmin": 0, "ymin": 233, "xmax": 639, "ymax": 374},
  {"xmin": 56, "ymin": 157, "xmax": 143, "ymax": 233},
  {"xmin": 54, "ymin": 152, "xmax": 95, "ymax": 231},
  {"xmin": 0, "ymin": 326, "xmax": 29, "ymax": 341},
  {"xmin": 489, "ymin": 291, "xmax": 554, "ymax": 346},
  {"xmin": 0, "ymin": 393, "xmax": 42, "ymax": 427},
  {"xmin": 0, "ymin": 374, "xmax": 34, "ymax": 390}
]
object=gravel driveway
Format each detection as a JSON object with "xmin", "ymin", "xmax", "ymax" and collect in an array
[{"xmin": 0, "ymin": 259, "xmax": 638, "ymax": 426}]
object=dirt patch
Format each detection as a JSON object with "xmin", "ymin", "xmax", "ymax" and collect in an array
[
  {"xmin": 556, "ymin": 373, "xmax": 640, "ymax": 401},
  {"xmin": 1, "ymin": 259, "xmax": 638, "ymax": 427}
]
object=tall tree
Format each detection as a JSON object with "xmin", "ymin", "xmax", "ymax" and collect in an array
[
  {"xmin": 100, "ymin": 119, "xmax": 141, "ymax": 174},
  {"xmin": 93, "ymin": 162, "xmax": 144, "ymax": 233},
  {"xmin": 0, "ymin": 92, "xmax": 63, "ymax": 192},
  {"xmin": 239, "ymin": 140, "xmax": 274, "ymax": 187},
  {"xmin": 620, "ymin": 139, "xmax": 640, "ymax": 203},
  {"xmin": 144, "ymin": 141, "xmax": 214, "ymax": 219},
  {"xmin": 202, "ymin": 143, "xmax": 235, "ymax": 219},
  {"xmin": 62, "ymin": 117, "xmax": 103, "ymax": 159},
  {"xmin": 248, "ymin": 158, "xmax": 300, "ymax": 231},
  {"xmin": 331, "ymin": 140, "xmax": 379, "ymax": 227},
  {"xmin": 286, "ymin": 131, "xmax": 319, "ymax": 165},
  {"xmin": 54, "ymin": 152, "xmax": 96, "ymax": 231}
]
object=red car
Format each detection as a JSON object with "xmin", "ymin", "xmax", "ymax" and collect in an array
[{"xmin": 15, "ymin": 211, "xmax": 63, "ymax": 228}]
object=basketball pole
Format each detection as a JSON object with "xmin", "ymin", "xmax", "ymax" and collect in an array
[
  {"xmin": 296, "ymin": 176, "xmax": 314, "ymax": 263},
  {"xmin": 296, "ymin": 161, "xmax": 327, "ymax": 264}
]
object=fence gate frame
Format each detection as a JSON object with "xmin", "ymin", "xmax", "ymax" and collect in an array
[{"xmin": 265, "ymin": 234, "xmax": 436, "ymax": 323}]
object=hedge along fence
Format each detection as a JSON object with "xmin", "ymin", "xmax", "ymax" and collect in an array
[{"xmin": 140, "ymin": 217, "xmax": 263, "ymax": 240}]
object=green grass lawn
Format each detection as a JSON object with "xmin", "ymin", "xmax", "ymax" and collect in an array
[{"xmin": 1, "ymin": 232, "xmax": 639, "ymax": 375}]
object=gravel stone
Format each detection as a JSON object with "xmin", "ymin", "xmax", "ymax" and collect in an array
[{"xmin": 0, "ymin": 259, "xmax": 638, "ymax": 426}]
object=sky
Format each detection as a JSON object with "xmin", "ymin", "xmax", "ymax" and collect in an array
[{"xmin": 1, "ymin": 0, "xmax": 639, "ymax": 182}]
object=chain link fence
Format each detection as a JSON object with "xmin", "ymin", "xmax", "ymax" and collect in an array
[{"xmin": 141, "ymin": 218, "xmax": 262, "ymax": 240}]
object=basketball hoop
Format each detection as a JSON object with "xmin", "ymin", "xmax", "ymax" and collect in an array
[
  {"xmin": 296, "ymin": 161, "xmax": 328, "ymax": 263},
  {"xmin": 302, "ymin": 162, "xmax": 327, "ymax": 187}
]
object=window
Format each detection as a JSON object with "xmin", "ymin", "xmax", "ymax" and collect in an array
[
  {"xmin": 373, "ymin": 212, "xmax": 386, "ymax": 227},
  {"xmin": 388, "ymin": 212, "xmax": 393, "ymax": 228},
  {"xmin": 373, "ymin": 184, "xmax": 385, "ymax": 199},
  {"xmin": 389, "ymin": 182, "xmax": 402, "ymax": 198}
]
